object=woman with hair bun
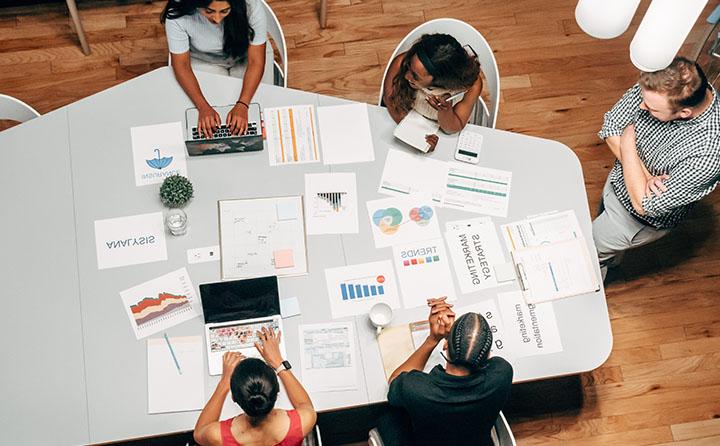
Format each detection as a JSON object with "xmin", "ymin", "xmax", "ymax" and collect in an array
[
  {"xmin": 378, "ymin": 297, "xmax": 513, "ymax": 446},
  {"xmin": 193, "ymin": 327, "xmax": 317, "ymax": 446}
]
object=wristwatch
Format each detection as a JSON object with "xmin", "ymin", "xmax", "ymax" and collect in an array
[{"xmin": 275, "ymin": 360, "xmax": 292, "ymax": 374}]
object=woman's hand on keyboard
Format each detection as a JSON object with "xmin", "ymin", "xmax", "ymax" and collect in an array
[
  {"xmin": 227, "ymin": 103, "xmax": 249, "ymax": 136},
  {"xmin": 254, "ymin": 326, "xmax": 283, "ymax": 369},
  {"xmin": 198, "ymin": 105, "xmax": 221, "ymax": 138}
]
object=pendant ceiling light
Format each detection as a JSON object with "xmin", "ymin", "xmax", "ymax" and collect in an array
[
  {"xmin": 575, "ymin": 0, "xmax": 641, "ymax": 39},
  {"xmin": 630, "ymin": 0, "xmax": 709, "ymax": 72}
]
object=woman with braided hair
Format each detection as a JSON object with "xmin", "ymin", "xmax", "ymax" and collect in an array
[{"xmin": 377, "ymin": 297, "xmax": 513, "ymax": 446}]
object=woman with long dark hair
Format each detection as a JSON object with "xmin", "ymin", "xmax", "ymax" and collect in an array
[
  {"xmin": 383, "ymin": 33, "xmax": 483, "ymax": 149},
  {"xmin": 161, "ymin": 0, "xmax": 268, "ymax": 138},
  {"xmin": 193, "ymin": 327, "xmax": 317, "ymax": 446}
]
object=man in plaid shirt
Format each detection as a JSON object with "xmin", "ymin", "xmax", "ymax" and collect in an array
[{"xmin": 594, "ymin": 57, "xmax": 720, "ymax": 279}]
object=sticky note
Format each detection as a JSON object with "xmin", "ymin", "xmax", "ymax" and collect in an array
[
  {"xmin": 276, "ymin": 201, "xmax": 298, "ymax": 221},
  {"xmin": 280, "ymin": 296, "xmax": 301, "ymax": 318},
  {"xmin": 274, "ymin": 249, "xmax": 295, "ymax": 268}
]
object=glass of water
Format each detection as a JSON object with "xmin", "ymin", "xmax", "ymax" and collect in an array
[{"xmin": 165, "ymin": 208, "xmax": 188, "ymax": 236}]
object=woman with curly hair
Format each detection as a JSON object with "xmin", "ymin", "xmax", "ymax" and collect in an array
[{"xmin": 383, "ymin": 33, "xmax": 483, "ymax": 149}]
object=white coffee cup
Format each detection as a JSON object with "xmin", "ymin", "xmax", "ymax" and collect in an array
[{"xmin": 369, "ymin": 302, "xmax": 393, "ymax": 336}]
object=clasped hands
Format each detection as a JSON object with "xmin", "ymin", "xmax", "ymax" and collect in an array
[
  {"xmin": 427, "ymin": 296, "xmax": 455, "ymax": 344},
  {"xmin": 621, "ymin": 124, "xmax": 670, "ymax": 198},
  {"xmin": 220, "ymin": 326, "xmax": 284, "ymax": 382}
]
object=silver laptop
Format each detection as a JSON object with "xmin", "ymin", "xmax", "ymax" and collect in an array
[
  {"xmin": 199, "ymin": 276, "xmax": 286, "ymax": 376},
  {"xmin": 184, "ymin": 103, "xmax": 264, "ymax": 156}
]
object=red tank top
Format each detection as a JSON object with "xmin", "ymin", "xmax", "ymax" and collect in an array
[{"xmin": 220, "ymin": 409, "xmax": 304, "ymax": 446}]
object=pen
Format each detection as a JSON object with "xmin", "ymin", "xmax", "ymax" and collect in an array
[{"xmin": 164, "ymin": 333, "xmax": 182, "ymax": 375}]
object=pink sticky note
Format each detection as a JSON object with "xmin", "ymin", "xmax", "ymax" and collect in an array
[{"xmin": 273, "ymin": 249, "xmax": 295, "ymax": 268}]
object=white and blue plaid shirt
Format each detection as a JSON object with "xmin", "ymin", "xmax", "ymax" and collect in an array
[{"xmin": 598, "ymin": 84, "xmax": 720, "ymax": 229}]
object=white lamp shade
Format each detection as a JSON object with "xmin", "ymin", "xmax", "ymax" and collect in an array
[
  {"xmin": 575, "ymin": 0, "xmax": 641, "ymax": 39},
  {"xmin": 630, "ymin": 0, "xmax": 708, "ymax": 72}
]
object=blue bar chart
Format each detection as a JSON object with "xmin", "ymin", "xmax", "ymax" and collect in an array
[{"xmin": 340, "ymin": 282, "xmax": 385, "ymax": 300}]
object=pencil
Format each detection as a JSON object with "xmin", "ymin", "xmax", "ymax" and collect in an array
[{"xmin": 164, "ymin": 333, "xmax": 182, "ymax": 375}]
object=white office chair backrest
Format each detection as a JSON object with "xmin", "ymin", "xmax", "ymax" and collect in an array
[
  {"xmin": 491, "ymin": 411, "xmax": 517, "ymax": 446},
  {"xmin": 378, "ymin": 18, "xmax": 500, "ymax": 128},
  {"xmin": 259, "ymin": 0, "xmax": 288, "ymax": 87},
  {"xmin": 0, "ymin": 94, "xmax": 40, "ymax": 124}
]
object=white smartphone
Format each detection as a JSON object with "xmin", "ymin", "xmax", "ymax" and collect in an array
[{"xmin": 454, "ymin": 130, "xmax": 483, "ymax": 164}]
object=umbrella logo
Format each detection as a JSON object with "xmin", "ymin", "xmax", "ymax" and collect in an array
[{"xmin": 146, "ymin": 149, "xmax": 173, "ymax": 170}]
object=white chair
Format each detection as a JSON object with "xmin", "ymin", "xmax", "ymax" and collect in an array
[
  {"xmin": 368, "ymin": 411, "xmax": 516, "ymax": 446},
  {"xmin": 0, "ymin": 94, "xmax": 40, "ymax": 124},
  {"xmin": 167, "ymin": 1, "xmax": 288, "ymax": 87},
  {"xmin": 301, "ymin": 425, "xmax": 323, "ymax": 446},
  {"xmin": 259, "ymin": 0, "xmax": 288, "ymax": 87},
  {"xmin": 378, "ymin": 18, "xmax": 500, "ymax": 128}
]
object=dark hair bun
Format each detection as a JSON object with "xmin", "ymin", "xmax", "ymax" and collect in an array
[
  {"xmin": 230, "ymin": 358, "xmax": 280, "ymax": 423},
  {"xmin": 246, "ymin": 393, "xmax": 272, "ymax": 416}
]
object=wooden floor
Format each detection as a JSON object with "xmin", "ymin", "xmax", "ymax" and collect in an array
[{"xmin": 2, "ymin": 1, "xmax": 720, "ymax": 444}]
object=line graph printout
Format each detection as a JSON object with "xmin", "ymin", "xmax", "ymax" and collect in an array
[
  {"xmin": 219, "ymin": 196, "xmax": 308, "ymax": 279},
  {"xmin": 265, "ymin": 105, "xmax": 320, "ymax": 166},
  {"xmin": 304, "ymin": 173, "xmax": 359, "ymax": 234},
  {"xmin": 324, "ymin": 260, "xmax": 401, "ymax": 319},
  {"xmin": 120, "ymin": 267, "xmax": 201, "ymax": 339}
]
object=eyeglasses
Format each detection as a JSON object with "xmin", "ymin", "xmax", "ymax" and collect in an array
[{"xmin": 463, "ymin": 44, "xmax": 479, "ymax": 61}]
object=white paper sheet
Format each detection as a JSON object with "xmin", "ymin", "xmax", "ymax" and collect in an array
[
  {"xmin": 130, "ymin": 122, "xmax": 188, "ymax": 187},
  {"xmin": 511, "ymin": 237, "xmax": 599, "ymax": 304},
  {"xmin": 94, "ymin": 212, "xmax": 167, "ymax": 270},
  {"xmin": 280, "ymin": 296, "xmax": 301, "ymax": 318},
  {"xmin": 444, "ymin": 217, "xmax": 509, "ymax": 293},
  {"xmin": 317, "ymin": 103, "xmax": 375, "ymax": 165},
  {"xmin": 366, "ymin": 196, "xmax": 441, "ymax": 248},
  {"xmin": 265, "ymin": 105, "xmax": 321, "ymax": 166},
  {"xmin": 304, "ymin": 173, "xmax": 359, "ymax": 234},
  {"xmin": 497, "ymin": 291, "xmax": 562, "ymax": 357},
  {"xmin": 300, "ymin": 322, "xmax": 359, "ymax": 392},
  {"xmin": 501, "ymin": 210, "xmax": 582, "ymax": 251},
  {"xmin": 456, "ymin": 299, "xmax": 513, "ymax": 362},
  {"xmin": 378, "ymin": 149, "xmax": 448, "ymax": 204},
  {"xmin": 324, "ymin": 260, "xmax": 401, "ymax": 319},
  {"xmin": 409, "ymin": 321, "xmax": 445, "ymax": 373},
  {"xmin": 147, "ymin": 335, "xmax": 204, "ymax": 414},
  {"xmin": 218, "ymin": 197, "xmax": 307, "ymax": 279},
  {"xmin": 392, "ymin": 239, "xmax": 456, "ymax": 309},
  {"xmin": 393, "ymin": 109, "xmax": 440, "ymax": 152},
  {"xmin": 442, "ymin": 163, "xmax": 512, "ymax": 217},
  {"xmin": 120, "ymin": 267, "xmax": 202, "ymax": 339}
]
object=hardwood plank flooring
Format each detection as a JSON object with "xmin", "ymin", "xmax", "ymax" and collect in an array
[{"xmin": 1, "ymin": 1, "xmax": 719, "ymax": 445}]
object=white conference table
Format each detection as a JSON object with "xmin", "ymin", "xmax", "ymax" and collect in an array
[{"xmin": 0, "ymin": 67, "xmax": 612, "ymax": 444}]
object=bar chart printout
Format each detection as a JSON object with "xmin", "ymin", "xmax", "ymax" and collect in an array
[{"xmin": 325, "ymin": 260, "xmax": 401, "ymax": 318}]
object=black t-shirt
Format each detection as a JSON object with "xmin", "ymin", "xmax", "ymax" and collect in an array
[{"xmin": 386, "ymin": 357, "xmax": 513, "ymax": 446}]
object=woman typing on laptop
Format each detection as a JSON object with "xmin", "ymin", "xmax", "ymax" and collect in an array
[
  {"xmin": 383, "ymin": 33, "xmax": 483, "ymax": 151},
  {"xmin": 161, "ymin": 0, "xmax": 267, "ymax": 138},
  {"xmin": 194, "ymin": 327, "xmax": 317, "ymax": 446}
]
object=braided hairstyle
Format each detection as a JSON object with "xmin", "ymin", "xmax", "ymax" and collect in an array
[
  {"xmin": 230, "ymin": 358, "xmax": 279, "ymax": 426},
  {"xmin": 446, "ymin": 312, "xmax": 493, "ymax": 371}
]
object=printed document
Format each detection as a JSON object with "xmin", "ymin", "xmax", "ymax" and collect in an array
[
  {"xmin": 366, "ymin": 196, "xmax": 441, "ymax": 248},
  {"xmin": 299, "ymin": 322, "xmax": 359, "ymax": 392},
  {"xmin": 147, "ymin": 335, "xmax": 204, "ymax": 414},
  {"xmin": 393, "ymin": 109, "xmax": 439, "ymax": 152},
  {"xmin": 94, "ymin": 212, "xmax": 167, "ymax": 270},
  {"xmin": 442, "ymin": 163, "xmax": 512, "ymax": 217},
  {"xmin": 445, "ymin": 217, "xmax": 508, "ymax": 293},
  {"xmin": 304, "ymin": 173, "xmax": 359, "ymax": 234},
  {"xmin": 501, "ymin": 210, "xmax": 582, "ymax": 251},
  {"xmin": 120, "ymin": 267, "xmax": 202, "ymax": 339},
  {"xmin": 511, "ymin": 237, "xmax": 599, "ymax": 304},
  {"xmin": 324, "ymin": 260, "xmax": 401, "ymax": 319},
  {"xmin": 130, "ymin": 122, "xmax": 188, "ymax": 187},
  {"xmin": 317, "ymin": 103, "xmax": 375, "ymax": 165},
  {"xmin": 392, "ymin": 238, "xmax": 456, "ymax": 308},
  {"xmin": 265, "ymin": 105, "xmax": 320, "ymax": 165},
  {"xmin": 378, "ymin": 149, "xmax": 448, "ymax": 204},
  {"xmin": 497, "ymin": 291, "xmax": 562, "ymax": 357}
]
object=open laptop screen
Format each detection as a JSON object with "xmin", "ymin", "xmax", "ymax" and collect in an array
[{"xmin": 199, "ymin": 276, "xmax": 280, "ymax": 324}]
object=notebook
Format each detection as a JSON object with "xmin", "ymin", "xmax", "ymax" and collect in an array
[
  {"xmin": 393, "ymin": 109, "xmax": 440, "ymax": 152},
  {"xmin": 199, "ymin": 276, "xmax": 286, "ymax": 375}
]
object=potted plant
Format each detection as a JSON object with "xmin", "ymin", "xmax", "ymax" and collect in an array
[{"xmin": 159, "ymin": 174, "xmax": 194, "ymax": 208}]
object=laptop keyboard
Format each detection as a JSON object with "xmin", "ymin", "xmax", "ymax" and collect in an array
[
  {"xmin": 208, "ymin": 320, "xmax": 279, "ymax": 353},
  {"xmin": 192, "ymin": 122, "xmax": 259, "ymax": 140}
]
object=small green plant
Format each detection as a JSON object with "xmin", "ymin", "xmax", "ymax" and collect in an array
[{"xmin": 159, "ymin": 174, "xmax": 194, "ymax": 208}]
